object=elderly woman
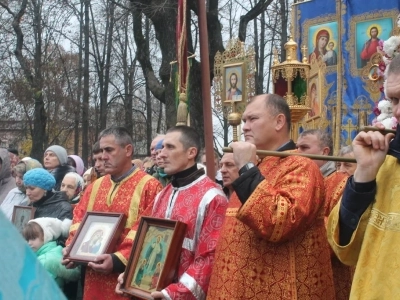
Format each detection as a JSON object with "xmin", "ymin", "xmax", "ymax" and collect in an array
[
  {"xmin": 337, "ymin": 145, "xmax": 357, "ymax": 176},
  {"xmin": 60, "ymin": 172, "xmax": 84, "ymax": 206},
  {"xmin": 67, "ymin": 155, "xmax": 85, "ymax": 176},
  {"xmin": 23, "ymin": 168, "xmax": 72, "ymax": 221},
  {"xmin": 44, "ymin": 145, "xmax": 75, "ymax": 191},
  {"xmin": 0, "ymin": 158, "xmax": 42, "ymax": 220}
]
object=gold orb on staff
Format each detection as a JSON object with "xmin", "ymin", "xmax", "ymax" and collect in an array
[{"xmin": 227, "ymin": 105, "xmax": 242, "ymax": 142}]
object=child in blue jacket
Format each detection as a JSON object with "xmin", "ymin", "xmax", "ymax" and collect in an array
[{"xmin": 22, "ymin": 217, "xmax": 80, "ymax": 288}]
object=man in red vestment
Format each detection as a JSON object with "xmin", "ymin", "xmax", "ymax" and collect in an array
[
  {"xmin": 296, "ymin": 129, "xmax": 336, "ymax": 177},
  {"xmin": 323, "ymin": 170, "xmax": 354, "ymax": 300},
  {"xmin": 62, "ymin": 127, "xmax": 162, "ymax": 300},
  {"xmin": 296, "ymin": 130, "xmax": 353, "ymax": 299},
  {"xmin": 115, "ymin": 125, "xmax": 228, "ymax": 300},
  {"xmin": 207, "ymin": 94, "xmax": 335, "ymax": 299},
  {"xmin": 360, "ymin": 26, "xmax": 380, "ymax": 67}
]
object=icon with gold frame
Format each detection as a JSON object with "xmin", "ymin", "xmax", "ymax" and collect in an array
[
  {"xmin": 223, "ymin": 62, "xmax": 246, "ymax": 103},
  {"xmin": 64, "ymin": 212, "xmax": 127, "ymax": 264},
  {"xmin": 121, "ymin": 217, "xmax": 187, "ymax": 299}
]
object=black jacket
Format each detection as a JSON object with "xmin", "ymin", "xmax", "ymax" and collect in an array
[
  {"xmin": 32, "ymin": 191, "xmax": 72, "ymax": 221},
  {"xmin": 50, "ymin": 164, "xmax": 76, "ymax": 191},
  {"xmin": 232, "ymin": 140, "xmax": 297, "ymax": 204}
]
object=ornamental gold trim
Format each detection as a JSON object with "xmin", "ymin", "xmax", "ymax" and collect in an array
[
  {"xmin": 369, "ymin": 208, "xmax": 400, "ymax": 232},
  {"xmin": 213, "ymin": 39, "xmax": 256, "ymax": 117},
  {"xmin": 361, "ymin": 52, "xmax": 384, "ymax": 102},
  {"xmin": 304, "ymin": 54, "xmax": 333, "ymax": 121}
]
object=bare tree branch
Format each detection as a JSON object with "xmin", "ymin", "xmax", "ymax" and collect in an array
[
  {"xmin": 238, "ymin": 0, "xmax": 273, "ymax": 41},
  {"xmin": 132, "ymin": 9, "xmax": 165, "ymax": 102}
]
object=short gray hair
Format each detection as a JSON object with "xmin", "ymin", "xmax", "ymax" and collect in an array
[
  {"xmin": 338, "ymin": 145, "xmax": 354, "ymax": 157},
  {"xmin": 98, "ymin": 126, "xmax": 133, "ymax": 147},
  {"xmin": 299, "ymin": 129, "xmax": 333, "ymax": 155},
  {"xmin": 250, "ymin": 94, "xmax": 292, "ymax": 132}
]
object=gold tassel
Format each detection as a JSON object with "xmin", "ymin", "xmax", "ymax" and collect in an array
[{"xmin": 176, "ymin": 92, "xmax": 188, "ymax": 126}]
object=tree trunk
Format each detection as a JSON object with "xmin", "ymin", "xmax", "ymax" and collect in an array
[
  {"xmin": 257, "ymin": 10, "xmax": 266, "ymax": 94},
  {"xmin": 123, "ymin": 16, "xmax": 134, "ymax": 136},
  {"xmin": 279, "ymin": 0, "xmax": 288, "ymax": 61},
  {"xmin": 101, "ymin": 0, "xmax": 115, "ymax": 130},
  {"xmin": 4, "ymin": 0, "xmax": 48, "ymax": 160},
  {"xmin": 144, "ymin": 16, "xmax": 152, "ymax": 155},
  {"xmin": 145, "ymin": 84, "xmax": 152, "ymax": 156},
  {"xmin": 82, "ymin": 0, "xmax": 90, "ymax": 166},
  {"xmin": 75, "ymin": 0, "xmax": 84, "ymax": 155},
  {"xmin": 31, "ymin": 93, "xmax": 47, "ymax": 160}
]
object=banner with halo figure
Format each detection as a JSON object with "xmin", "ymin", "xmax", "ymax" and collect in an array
[{"xmin": 293, "ymin": 0, "xmax": 400, "ymax": 152}]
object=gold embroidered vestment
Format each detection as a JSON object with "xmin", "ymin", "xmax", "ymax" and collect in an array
[
  {"xmin": 328, "ymin": 155, "xmax": 400, "ymax": 299},
  {"xmin": 208, "ymin": 155, "xmax": 335, "ymax": 299}
]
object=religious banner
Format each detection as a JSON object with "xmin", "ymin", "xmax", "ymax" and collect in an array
[{"xmin": 293, "ymin": 0, "xmax": 400, "ymax": 152}]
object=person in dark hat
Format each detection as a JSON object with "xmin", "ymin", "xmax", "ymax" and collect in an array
[{"xmin": 44, "ymin": 145, "xmax": 75, "ymax": 191}]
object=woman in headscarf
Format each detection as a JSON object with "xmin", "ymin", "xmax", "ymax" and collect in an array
[
  {"xmin": 60, "ymin": 172, "xmax": 84, "ymax": 207},
  {"xmin": 44, "ymin": 145, "xmax": 75, "ymax": 191},
  {"xmin": 0, "ymin": 158, "xmax": 42, "ymax": 220},
  {"xmin": 23, "ymin": 168, "xmax": 72, "ymax": 221},
  {"xmin": 67, "ymin": 155, "xmax": 85, "ymax": 176}
]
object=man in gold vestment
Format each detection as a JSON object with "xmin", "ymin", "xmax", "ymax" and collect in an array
[
  {"xmin": 327, "ymin": 53, "xmax": 400, "ymax": 299},
  {"xmin": 208, "ymin": 94, "xmax": 335, "ymax": 299},
  {"xmin": 62, "ymin": 127, "xmax": 162, "ymax": 300}
]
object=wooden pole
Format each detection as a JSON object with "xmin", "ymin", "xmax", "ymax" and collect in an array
[
  {"xmin": 197, "ymin": 0, "xmax": 215, "ymax": 178},
  {"xmin": 335, "ymin": 0, "xmax": 343, "ymax": 154},
  {"xmin": 360, "ymin": 126, "xmax": 396, "ymax": 135},
  {"xmin": 222, "ymin": 147, "xmax": 357, "ymax": 163}
]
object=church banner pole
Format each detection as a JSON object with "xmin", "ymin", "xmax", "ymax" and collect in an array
[{"xmin": 198, "ymin": 0, "xmax": 215, "ymax": 178}]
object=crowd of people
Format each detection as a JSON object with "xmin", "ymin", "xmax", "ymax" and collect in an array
[{"xmin": 1, "ymin": 53, "xmax": 400, "ymax": 300}]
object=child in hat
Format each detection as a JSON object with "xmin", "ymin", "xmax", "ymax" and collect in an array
[{"xmin": 22, "ymin": 217, "xmax": 80, "ymax": 288}]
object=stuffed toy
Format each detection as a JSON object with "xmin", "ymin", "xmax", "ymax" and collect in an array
[{"xmin": 374, "ymin": 99, "xmax": 397, "ymax": 129}]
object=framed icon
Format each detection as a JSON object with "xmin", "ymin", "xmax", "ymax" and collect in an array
[
  {"xmin": 223, "ymin": 62, "xmax": 246, "ymax": 102},
  {"xmin": 12, "ymin": 205, "xmax": 36, "ymax": 232},
  {"xmin": 64, "ymin": 211, "xmax": 126, "ymax": 264},
  {"xmin": 121, "ymin": 217, "xmax": 187, "ymax": 299}
]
